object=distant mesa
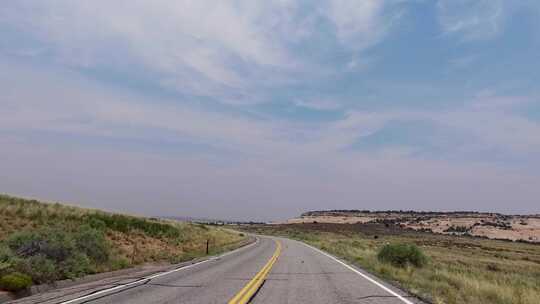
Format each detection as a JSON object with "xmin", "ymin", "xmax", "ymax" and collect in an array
[{"xmin": 286, "ymin": 210, "xmax": 540, "ymax": 243}]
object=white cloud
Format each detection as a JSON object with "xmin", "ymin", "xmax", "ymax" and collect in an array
[
  {"xmin": 3, "ymin": 59, "xmax": 539, "ymax": 164},
  {"xmin": 0, "ymin": 1, "xmax": 398, "ymax": 104},
  {"xmin": 322, "ymin": 0, "xmax": 390, "ymax": 50},
  {"xmin": 436, "ymin": 99, "xmax": 540, "ymax": 155},
  {"xmin": 435, "ymin": 0, "xmax": 540, "ymax": 41},
  {"xmin": 437, "ymin": 0, "xmax": 505, "ymax": 40},
  {"xmin": 293, "ymin": 99, "xmax": 342, "ymax": 111}
]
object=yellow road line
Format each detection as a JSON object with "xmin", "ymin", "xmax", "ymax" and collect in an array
[{"xmin": 228, "ymin": 240, "xmax": 281, "ymax": 304}]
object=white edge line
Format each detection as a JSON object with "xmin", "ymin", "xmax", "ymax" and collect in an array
[
  {"xmin": 302, "ymin": 242, "xmax": 415, "ymax": 304},
  {"xmin": 59, "ymin": 237, "xmax": 259, "ymax": 304}
]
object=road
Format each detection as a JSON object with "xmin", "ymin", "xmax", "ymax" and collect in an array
[{"xmin": 11, "ymin": 236, "xmax": 424, "ymax": 304}]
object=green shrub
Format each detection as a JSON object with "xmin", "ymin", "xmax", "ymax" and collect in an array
[
  {"xmin": 0, "ymin": 272, "xmax": 32, "ymax": 292},
  {"xmin": 87, "ymin": 218, "xmax": 107, "ymax": 231},
  {"xmin": 60, "ymin": 253, "xmax": 93, "ymax": 279},
  {"xmin": 6, "ymin": 231, "xmax": 40, "ymax": 253},
  {"xmin": 377, "ymin": 243, "xmax": 427, "ymax": 268},
  {"xmin": 74, "ymin": 225, "xmax": 109, "ymax": 263},
  {"xmin": 84, "ymin": 213, "xmax": 181, "ymax": 238},
  {"xmin": 7, "ymin": 228, "xmax": 75, "ymax": 262},
  {"xmin": 0, "ymin": 244, "xmax": 14, "ymax": 271},
  {"xmin": 110, "ymin": 258, "xmax": 130, "ymax": 271},
  {"xmin": 3, "ymin": 226, "xmax": 111, "ymax": 284},
  {"xmin": 14, "ymin": 255, "xmax": 58, "ymax": 283}
]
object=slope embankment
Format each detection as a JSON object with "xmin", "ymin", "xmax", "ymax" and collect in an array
[{"xmin": 0, "ymin": 194, "xmax": 246, "ymax": 297}]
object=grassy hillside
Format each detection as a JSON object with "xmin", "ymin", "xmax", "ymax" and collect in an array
[
  {"xmin": 240, "ymin": 223, "xmax": 540, "ymax": 304},
  {"xmin": 0, "ymin": 195, "xmax": 246, "ymax": 291}
]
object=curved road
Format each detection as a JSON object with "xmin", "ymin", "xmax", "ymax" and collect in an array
[{"xmin": 11, "ymin": 236, "xmax": 424, "ymax": 304}]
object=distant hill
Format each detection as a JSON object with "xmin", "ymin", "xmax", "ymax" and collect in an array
[
  {"xmin": 161, "ymin": 216, "xmax": 265, "ymax": 226},
  {"xmin": 301, "ymin": 209, "xmax": 539, "ymax": 217}
]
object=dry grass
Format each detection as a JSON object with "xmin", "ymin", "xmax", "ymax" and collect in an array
[
  {"xmin": 240, "ymin": 224, "xmax": 540, "ymax": 304},
  {"xmin": 0, "ymin": 194, "xmax": 246, "ymax": 286}
]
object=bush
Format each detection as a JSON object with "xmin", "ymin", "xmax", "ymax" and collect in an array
[
  {"xmin": 74, "ymin": 225, "xmax": 109, "ymax": 263},
  {"xmin": 2, "ymin": 226, "xmax": 111, "ymax": 284},
  {"xmin": 14, "ymin": 255, "xmax": 58, "ymax": 283},
  {"xmin": 0, "ymin": 272, "xmax": 32, "ymax": 292},
  {"xmin": 110, "ymin": 258, "xmax": 130, "ymax": 271},
  {"xmin": 6, "ymin": 231, "xmax": 41, "ymax": 254},
  {"xmin": 87, "ymin": 218, "xmax": 107, "ymax": 231},
  {"xmin": 377, "ymin": 243, "xmax": 427, "ymax": 268},
  {"xmin": 7, "ymin": 229, "xmax": 76, "ymax": 262},
  {"xmin": 0, "ymin": 244, "xmax": 14, "ymax": 272},
  {"xmin": 60, "ymin": 253, "xmax": 93, "ymax": 279},
  {"xmin": 84, "ymin": 213, "xmax": 181, "ymax": 238}
]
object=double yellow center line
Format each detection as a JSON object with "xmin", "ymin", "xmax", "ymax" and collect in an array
[{"xmin": 228, "ymin": 240, "xmax": 282, "ymax": 304}]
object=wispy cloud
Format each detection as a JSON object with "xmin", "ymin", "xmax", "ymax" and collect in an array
[
  {"xmin": 3, "ymin": 59, "xmax": 538, "ymax": 167},
  {"xmin": 323, "ymin": 0, "xmax": 393, "ymax": 50},
  {"xmin": 447, "ymin": 54, "xmax": 477, "ymax": 70},
  {"xmin": 293, "ymin": 99, "xmax": 343, "ymax": 111},
  {"xmin": 437, "ymin": 0, "xmax": 540, "ymax": 41},
  {"xmin": 437, "ymin": 0, "xmax": 505, "ymax": 40},
  {"xmin": 0, "ymin": 1, "xmax": 401, "ymax": 105}
]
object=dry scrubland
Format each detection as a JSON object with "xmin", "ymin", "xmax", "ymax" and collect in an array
[
  {"xmin": 0, "ymin": 195, "xmax": 246, "ymax": 292},
  {"xmin": 240, "ymin": 223, "xmax": 540, "ymax": 304},
  {"xmin": 289, "ymin": 211, "xmax": 540, "ymax": 243}
]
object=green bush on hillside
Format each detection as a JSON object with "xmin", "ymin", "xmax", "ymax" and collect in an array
[
  {"xmin": 0, "ymin": 272, "xmax": 32, "ymax": 292},
  {"xmin": 1, "ymin": 226, "xmax": 110, "ymax": 283},
  {"xmin": 13, "ymin": 255, "xmax": 57, "ymax": 283},
  {"xmin": 74, "ymin": 225, "xmax": 109, "ymax": 263},
  {"xmin": 0, "ymin": 245, "xmax": 14, "ymax": 272},
  {"xmin": 377, "ymin": 243, "xmax": 427, "ymax": 268},
  {"xmin": 83, "ymin": 213, "xmax": 181, "ymax": 239}
]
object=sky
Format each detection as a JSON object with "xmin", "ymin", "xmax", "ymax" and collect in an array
[{"xmin": 1, "ymin": 1, "xmax": 539, "ymax": 221}]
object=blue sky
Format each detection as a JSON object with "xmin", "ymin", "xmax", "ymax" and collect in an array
[{"xmin": 1, "ymin": 1, "xmax": 539, "ymax": 220}]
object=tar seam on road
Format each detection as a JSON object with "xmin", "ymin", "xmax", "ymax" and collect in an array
[
  {"xmin": 54, "ymin": 238, "xmax": 259, "ymax": 304},
  {"xmin": 302, "ymin": 242, "xmax": 416, "ymax": 304},
  {"xmin": 227, "ymin": 240, "xmax": 281, "ymax": 304}
]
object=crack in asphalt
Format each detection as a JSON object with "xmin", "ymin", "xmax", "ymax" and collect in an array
[{"xmin": 224, "ymin": 277, "xmax": 253, "ymax": 281}]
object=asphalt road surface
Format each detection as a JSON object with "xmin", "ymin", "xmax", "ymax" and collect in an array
[{"xmin": 11, "ymin": 236, "xmax": 424, "ymax": 304}]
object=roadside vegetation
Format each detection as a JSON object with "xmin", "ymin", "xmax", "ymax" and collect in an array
[
  {"xmin": 377, "ymin": 243, "xmax": 427, "ymax": 268},
  {"xmin": 239, "ymin": 223, "xmax": 540, "ymax": 304},
  {"xmin": 0, "ymin": 195, "xmax": 246, "ymax": 292}
]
